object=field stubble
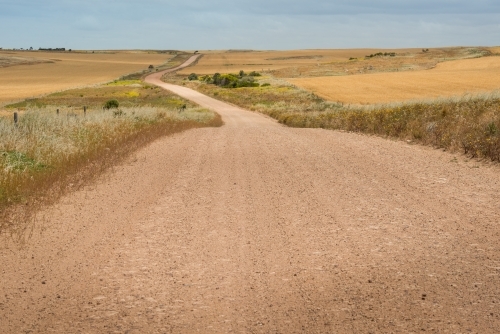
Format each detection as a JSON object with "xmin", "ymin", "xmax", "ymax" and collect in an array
[{"xmin": 289, "ymin": 56, "xmax": 500, "ymax": 104}]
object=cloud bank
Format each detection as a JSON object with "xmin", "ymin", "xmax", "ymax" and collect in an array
[{"xmin": 0, "ymin": 0, "xmax": 498, "ymax": 50}]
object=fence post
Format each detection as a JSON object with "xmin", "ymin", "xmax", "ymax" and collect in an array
[
  {"xmin": 57, "ymin": 108, "xmax": 59, "ymax": 115},
  {"xmin": 83, "ymin": 106, "xmax": 86, "ymax": 116},
  {"xmin": 14, "ymin": 112, "xmax": 18, "ymax": 125}
]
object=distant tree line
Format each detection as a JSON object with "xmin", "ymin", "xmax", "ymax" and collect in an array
[
  {"xmin": 365, "ymin": 52, "xmax": 396, "ymax": 58},
  {"xmin": 39, "ymin": 48, "xmax": 66, "ymax": 51}
]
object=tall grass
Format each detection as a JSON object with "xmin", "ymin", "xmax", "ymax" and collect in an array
[
  {"xmin": 0, "ymin": 106, "xmax": 221, "ymax": 235},
  {"xmin": 280, "ymin": 94, "xmax": 500, "ymax": 161}
]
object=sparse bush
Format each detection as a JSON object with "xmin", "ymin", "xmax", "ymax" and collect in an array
[
  {"xmin": 261, "ymin": 83, "xmax": 271, "ymax": 87},
  {"xmin": 113, "ymin": 109, "xmax": 125, "ymax": 117}
]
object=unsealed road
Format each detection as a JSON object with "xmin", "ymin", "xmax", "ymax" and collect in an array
[{"xmin": 1, "ymin": 58, "xmax": 499, "ymax": 333}]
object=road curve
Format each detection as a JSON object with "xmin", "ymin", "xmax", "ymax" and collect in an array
[{"xmin": 1, "ymin": 56, "xmax": 499, "ymax": 333}]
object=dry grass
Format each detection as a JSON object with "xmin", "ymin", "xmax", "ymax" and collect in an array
[
  {"xmin": 0, "ymin": 79, "xmax": 222, "ymax": 236},
  {"xmin": 0, "ymin": 50, "xmax": 176, "ymax": 105},
  {"xmin": 289, "ymin": 56, "xmax": 500, "ymax": 104}
]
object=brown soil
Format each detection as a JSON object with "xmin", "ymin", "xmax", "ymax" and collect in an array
[{"xmin": 1, "ymin": 56, "xmax": 499, "ymax": 333}]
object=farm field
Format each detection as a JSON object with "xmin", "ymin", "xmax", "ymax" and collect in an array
[
  {"xmin": 289, "ymin": 56, "xmax": 500, "ymax": 104},
  {"xmin": 183, "ymin": 47, "xmax": 499, "ymax": 105},
  {"xmin": 0, "ymin": 50, "xmax": 174, "ymax": 105},
  {"xmin": 178, "ymin": 48, "xmax": 420, "ymax": 75}
]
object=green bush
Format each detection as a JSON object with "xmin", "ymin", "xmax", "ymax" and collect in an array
[
  {"xmin": 207, "ymin": 72, "xmax": 261, "ymax": 88},
  {"xmin": 104, "ymin": 99, "xmax": 119, "ymax": 109},
  {"xmin": 188, "ymin": 73, "xmax": 198, "ymax": 81},
  {"xmin": 213, "ymin": 73, "xmax": 222, "ymax": 85}
]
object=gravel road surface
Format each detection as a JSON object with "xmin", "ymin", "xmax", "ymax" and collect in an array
[{"xmin": 0, "ymin": 56, "xmax": 499, "ymax": 333}]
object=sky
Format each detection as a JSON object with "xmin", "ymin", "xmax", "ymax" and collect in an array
[{"xmin": 1, "ymin": 0, "xmax": 499, "ymax": 50}]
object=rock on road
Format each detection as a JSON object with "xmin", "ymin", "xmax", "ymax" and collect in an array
[{"xmin": 1, "ymin": 56, "xmax": 499, "ymax": 333}]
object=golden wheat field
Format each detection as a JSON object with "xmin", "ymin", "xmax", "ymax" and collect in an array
[
  {"xmin": 178, "ymin": 48, "xmax": 419, "ymax": 75},
  {"xmin": 288, "ymin": 56, "xmax": 500, "ymax": 104},
  {"xmin": 0, "ymin": 50, "xmax": 173, "ymax": 105}
]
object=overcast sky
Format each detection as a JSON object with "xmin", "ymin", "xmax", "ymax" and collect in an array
[{"xmin": 1, "ymin": 0, "xmax": 499, "ymax": 50}]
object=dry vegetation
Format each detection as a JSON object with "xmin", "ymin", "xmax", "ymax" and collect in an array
[
  {"xmin": 0, "ymin": 50, "xmax": 180, "ymax": 105},
  {"xmin": 0, "ymin": 79, "xmax": 222, "ymax": 235}
]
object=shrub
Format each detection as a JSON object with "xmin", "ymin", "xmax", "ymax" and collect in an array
[
  {"xmin": 213, "ymin": 73, "xmax": 222, "ymax": 85},
  {"xmin": 207, "ymin": 72, "xmax": 261, "ymax": 89},
  {"xmin": 188, "ymin": 73, "xmax": 198, "ymax": 81},
  {"xmin": 104, "ymin": 99, "xmax": 119, "ymax": 109}
]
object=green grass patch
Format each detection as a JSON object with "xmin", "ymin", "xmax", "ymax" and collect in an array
[
  {"xmin": 107, "ymin": 79, "xmax": 143, "ymax": 86},
  {"xmin": 0, "ymin": 151, "xmax": 48, "ymax": 173}
]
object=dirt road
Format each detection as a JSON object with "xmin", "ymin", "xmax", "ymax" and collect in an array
[{"xmin": 1, "ymin": 57, "xmax": 499, "ymax": 333}]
